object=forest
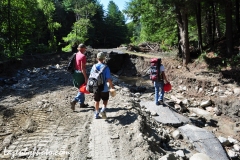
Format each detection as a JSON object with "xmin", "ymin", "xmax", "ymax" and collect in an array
[
  {"xmin": 1, "ymin": 0, "xmax": 240, "ymax": 66},
  {"xmin": 0, "ymin": 0, "xmax": 128, "ymax": 60}
]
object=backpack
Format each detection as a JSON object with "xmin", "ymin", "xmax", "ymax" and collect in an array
[
  {"xmin": 150, "ymin": 58, "xmax": 163, "ymax": 81},
  {"xmin": 86, "ymin": 64, "xmax": 107, "ymax": 93},
  {"xmin": 67, "ymin": 53, "xmax": 76, "ymax": 74}
]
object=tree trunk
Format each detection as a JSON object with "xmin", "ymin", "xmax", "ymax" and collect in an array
[
  {"xmin": 212, "ymin": 2, "xmax": 216, "ymax": 47},
  {"xmin": 215, "ymin": 3, "xmax": 221, "ymax": 39},
  {"xmin": 196, "ymin": 0, "xmax": 202, "ymax": 52},
  {"xmin": 177, "ymin": 27, "xmax": 182, "ymax": 58},
  {"xmin": 236, "ymin": 0, "xmax": 240, "ymax": 46},
  {"xmin": 206, "ymin": 9, "xmax": 212, "ymax": 45},
  {"xmin": 7, "ymin": 0, "xmax": 11, "ymax": 51},
  {"xmin": 15, "ymin": 1, "xmax": 20, "ymax": 55},
  {"xmin": 175, "ymin": 4, "xmax": 190, "ymax": 66},
  {"xmin": 225, "ymin": 0, "xmax": 233, "ymax": 57},
  {"xmin": 236, "ymin": 0, "xmax": 240, "ymax": 33}
]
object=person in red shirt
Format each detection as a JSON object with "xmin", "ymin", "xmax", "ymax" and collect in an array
[{"xmin": 70, "ymin": 44, "xmax": 88, "ymax": 111}]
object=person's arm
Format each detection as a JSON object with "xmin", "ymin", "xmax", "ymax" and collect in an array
[
  {"xmin": 105, "ymin": 66, "xmax": 114, "ymax": 89},
  {"xmin": 162, "ymin": 71, "xmax": 169, "ymax": 83},
  {"xmin": 81, "ymin": 57, "xmax": 88, "ymax": 83},
  {"xmin": 160, "ymin": 65, "xmax": 169, "ymax": 83},
  {"xmin": 107, "ymin": 79, "xmax": 114, "ymax": 89}
]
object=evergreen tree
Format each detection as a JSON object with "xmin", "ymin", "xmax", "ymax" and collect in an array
[
  {"xmin": 0, "ymin": 0, "xmax": 41, "ymax": 58},
  {"xmin": 61, "ymin": 0, "xmax": 97, "ymax": 51},
  {"xmin": 104, "ymin": 1, "xmax": 128, "ymax": 47},
  {"xmin": 87, "ymin": 2, "xmax": 105, "ymax": 48},
  {"xmin": 37, "ymin": 0, "xmax": 61, "ymax": 52}
]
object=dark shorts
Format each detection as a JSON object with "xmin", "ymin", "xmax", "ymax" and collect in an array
[{"xmin": 94, "ymin": 91, "xmax": 109, "ymax": 102}]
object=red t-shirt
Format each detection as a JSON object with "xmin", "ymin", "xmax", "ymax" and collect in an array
[{"xmin": 75, "ymin": 52, "xmax": 86, "ymax": 71}]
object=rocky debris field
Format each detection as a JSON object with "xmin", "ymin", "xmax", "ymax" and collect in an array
[{"xmin": 0, "ymin": 50, "xmax": 240, "ymax": 160}]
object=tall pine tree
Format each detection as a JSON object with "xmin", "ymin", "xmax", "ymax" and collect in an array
[{"xmin": 104, "ymin": 1, "xmax": 127, "ymax": 47}]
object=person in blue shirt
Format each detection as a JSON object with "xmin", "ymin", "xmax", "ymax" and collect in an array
[{"xmin": 90, "ymin": 52, "xmax": 114, "ymax": 119}]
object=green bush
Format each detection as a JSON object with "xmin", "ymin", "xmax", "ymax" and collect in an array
[{"xmin": 36, "ymin": 44, "xmax": 50, "ymax": 54}]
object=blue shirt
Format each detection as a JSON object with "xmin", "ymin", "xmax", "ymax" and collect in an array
[{"xmin": 90, "ymin": 63, "xmax": 111, "ymax": 92}]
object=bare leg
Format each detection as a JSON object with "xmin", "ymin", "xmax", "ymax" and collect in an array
[
  {"xmin": 103, "ymin": 100, "xmax": 108, "ymax": 107},
  {"xmin": 95, "ymin": 101, "xmax": 100, "ymax": 112},
  {"xmin": 101, "ymin": 100, "xmax": 108, "ymax": 119}
]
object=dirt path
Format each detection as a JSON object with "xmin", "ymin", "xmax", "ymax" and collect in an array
[
  {"xmin": 1, "ymin": 51, "xmax": 240, "ymax": 160},
  {"xmin": 0, "ymin": 86, "xmax": 93, "ymax": 159},
  {"xmin": 0, "ymin": 62, "xmax": 155, "ymax": 160},
  {"xmin": 89, "ymin": 110, "xmax": 117, "ymax": 159}
]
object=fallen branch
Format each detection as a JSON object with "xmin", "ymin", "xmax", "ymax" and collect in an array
[{"xmin": 147, "ymin": 44, "xmax": 154, "ymax": 50}]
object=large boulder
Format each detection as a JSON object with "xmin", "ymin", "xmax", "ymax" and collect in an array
[
  {"xmin": 179, "ymin": 124, "xmax": 229, "ymax": 160},
  {"xmin": 190, "ymin": 153, "xmax": 212, "ymax": 160}
]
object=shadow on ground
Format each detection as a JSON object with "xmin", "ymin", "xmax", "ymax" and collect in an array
[
  {"xmin": 0, "ymin": 105, "xmax": 15, "ymax": 118},
  {"xmin": 106, "ymin": 110, "xmax": 137, "ymax": 126}
]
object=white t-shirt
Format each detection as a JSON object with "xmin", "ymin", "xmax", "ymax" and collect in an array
[{"xmin": 160, "ymin": 65, "xmax": 165, "ymax": 72}]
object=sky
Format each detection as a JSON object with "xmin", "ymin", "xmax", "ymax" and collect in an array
[
  {"xmin": 99, "ymin": 0, "xmax": 131, "ymax": 22},
  {"xmin": 99, "ymin": 0, "xmax": 130, "ymax": 12}
]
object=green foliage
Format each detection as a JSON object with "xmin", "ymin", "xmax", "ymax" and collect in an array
[
  {"xmin": 0, "ymin": 0, "xmax": 239, "ymax": 67},
  {"xmin": 104, "ymin": 1, "xmax": 128, "ymax": 47},
  {"xmin": 124, "ymin": 0, "xmax": 178, "ymax": 46},
  {"xmin": 0, "ymin": 0, "xmax": 129, "ymax": 59},
  {"xmin": 36, "ymin": 44, "xmax": 50, "ymax": 54},
  {"xmin": 87, "ymin": 2, "xmax": 105, "ymax": 47},
  {"xmin": 2, "ymin": 49, "xmax": 24, "ymax": 59},
  {"xmin": 62, "ymin": 18, "xmax": 93, "ymax": 52},
  {"xmin": 0, "ymin": 0, "xmax": 61, "ymax": 59},
  {"xmin": 160, "ymin": 44, "xmax": 169, "ymax": 52},
  {"xmin": 230, "ymin": 53, "xmax": 240, "ymax": 66},
  {"xmin": 126, "ymin": 22, "xmax": 135, "ymax": 43},
  {"xmin": 0, "ymin": 0, "xmax": 39, "ymax": 56},
  {"xmin": 62, "ymin": 0, "xmax": 72, "ymax": 11},
  {"xmin": 124, "ymin": 0, "xmax": 239, "ymax": 63},
  {"xmin": 37, "ymin": 0, "xmax": 61, "ymax": 50},
  {"xmin": 61, "ymin": 0, "xmax": 99, "ymax": 50},
  {"xmin": 198, "ymin": 52, "xmax": 207, "ymax": 61}
]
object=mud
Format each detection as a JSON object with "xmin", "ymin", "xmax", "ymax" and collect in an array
[{"xmin": 0, "ymin": 50, "xmax": 240, "ymax": 159}]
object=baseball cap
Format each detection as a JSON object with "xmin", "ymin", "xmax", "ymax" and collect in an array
[
  {"xmin": 97, "ymin": 52, "xmax": 105, "ymax": 60},
  {"xmin": 78, "ymin": 43, "xmax": 86, "ymax": 48}
]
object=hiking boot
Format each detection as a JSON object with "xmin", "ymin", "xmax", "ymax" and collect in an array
[
  {"xmin": 159, "ymin": 100, "xmax": 164, "ymax": 105},
  {"xmin": 80, "ymin": 103, "xmax": 88, "ymax": 108},
  {"xmin": 70, "ymin": 100, "xmax": 76, "ymax": 111},
  {"xmin": 100, "ymin": 111, "xmax": 107, "ymax": 119},
  {"xmin": 94, "ymin": 112, "xmax": 100, "ymax": 119}
]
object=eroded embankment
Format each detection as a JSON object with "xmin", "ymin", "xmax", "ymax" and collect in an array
[
  {"xmin": 0, "ymin": 50, "xmax": 239, "ymax": 159},
  {"xmin": 108, "ymin": 53, "xmax": 240, "ymax": 123}
]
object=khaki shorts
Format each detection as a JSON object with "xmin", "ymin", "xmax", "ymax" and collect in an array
[{"xmin": 94, "ymin": 91, "xmax": 109, "ymax": 101}]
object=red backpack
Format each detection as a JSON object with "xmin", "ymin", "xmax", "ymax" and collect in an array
[{"xmin": 150, "ymin": 58, "xmax": 162, "ymax": 81}]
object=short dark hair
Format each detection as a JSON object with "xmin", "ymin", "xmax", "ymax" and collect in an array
[{"xmin": 78, "ymin": 43, "xmax": 86, "ymax": 48}]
